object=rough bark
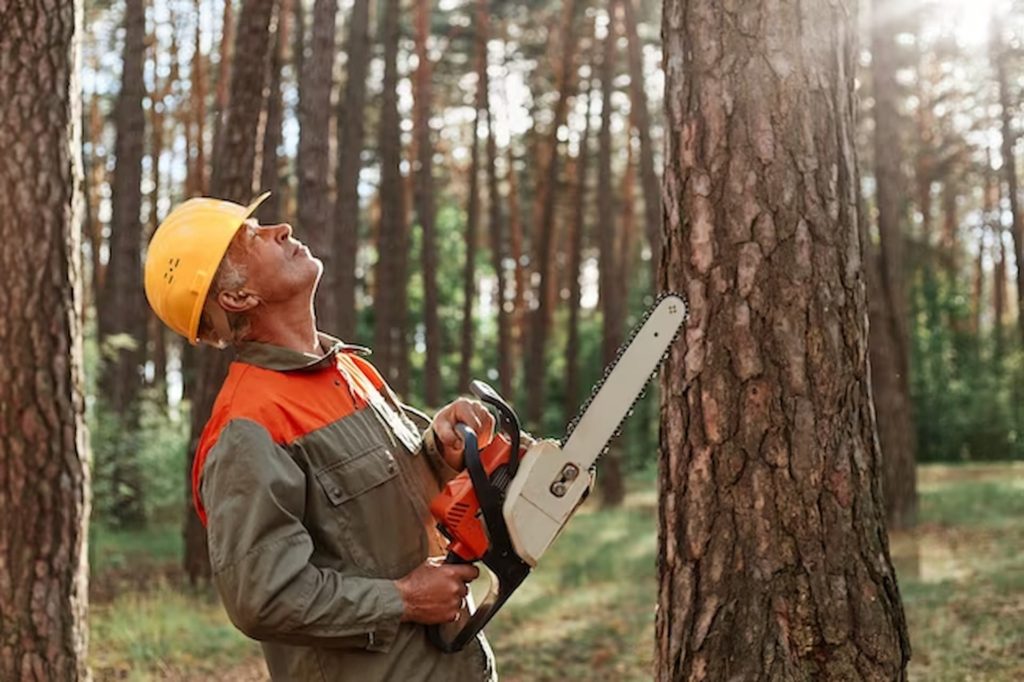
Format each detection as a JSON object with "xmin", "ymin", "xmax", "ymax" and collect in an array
[
  {"xmin": 413, "ymin": 0, "xmax": 443, "ymax": 406},
  {"xmin": 373, "ymin": 0, "xmax": 410, "ymax": 393},
  {"xmin": 258, "ymin": 0, "xmax": 292, "ymax": 224},
  {"xmin": 597, "ymin": 0, "xmax": 625, "ymax": 507},
  {"xmin": 0, "ymin": 0, "xmax": 90, "ymax": 675},
  {"xmin": 99, "ymin": 0, "xmax": 148, "ymax": 528},
  {"xmin": 297, "ymin": 0, "xmax": 338, "ymax": 332},
  {"xmin": 868, "ymin": 0, "xmax": 917, "ymax": 531},
  {"xmin": 185, "ymin": 0, "xmax": 276, "ymax": 585},
  {"xmin": 657, "ymin": 1, "xmax": 911, "ymax": 679},
  {"xmin": 212, "ymin": 0, "xmax": 235, "ymax": 164},
  {"xmin": 189, "ymin": 0, "xmax": 208, "ymax": 196},
  {"xmin": 334, "ymin": 0, "xmax": 370, "ymax": 341},
  {"xmin": 621, "ymin": 0, "xmax": 661, "ymax": 289},
  {"xmin": 525, "ymin": 0, "xmax": 580, "ymax": 427}
]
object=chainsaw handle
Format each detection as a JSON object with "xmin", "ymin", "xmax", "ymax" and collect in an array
[
  {"xmin": 468, "ymin": 380, "xmax": 522, "ymax": 477},
  {"xmin": 426, "ymin": 552, "xmax": 502, "ymax": 653}
]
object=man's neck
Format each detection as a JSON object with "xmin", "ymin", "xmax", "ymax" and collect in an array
[{"xmin": 243, "ymin": 301, "xmax": 320, "ymax": 354}]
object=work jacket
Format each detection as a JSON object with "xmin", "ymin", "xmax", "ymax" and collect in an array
[{"xmin": 194, "ymin": 333, "xmax": 496, "ymax": 681}]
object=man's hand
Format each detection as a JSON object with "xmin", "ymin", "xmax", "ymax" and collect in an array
[
  {"xmin": 394, "ymin": 557, "xmax": 479, "ymax": 624},
  {"xmin": 431, "ymin": 398, "xmax": 495, "ymax": 470}
]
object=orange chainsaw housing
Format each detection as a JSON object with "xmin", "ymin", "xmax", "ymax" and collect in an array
[{"xmin": 429, "ymin": 433, "xmax": 522, "ymax": 561}]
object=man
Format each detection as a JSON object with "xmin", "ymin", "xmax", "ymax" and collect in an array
[{"xmin": 144, "ymin": 193, "xmax": 497, "ymax": 680}]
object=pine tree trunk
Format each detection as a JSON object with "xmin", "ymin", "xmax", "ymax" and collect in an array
[
  {"xmin": 597, "ymin": 0, "xmax": 625, "ymax": 507},
  {"xmin": 565, "ymin": 77, "xmax": 593, "ymax": 423},
  {"xmin": 190, "ymin": 0, "xmax": 208, "ymax": 196},
  {"xmin": 525, "ymin": 0, "xmax": 579, "ymax": 427},
  {"xmin": 993, "ymin": 25, "xmax": 1024, "ymax": 342},
  {"xmin": 374, "ymin": 0, "xmax": 410, "ymax": 393},
  {"xmin": 185, "ymin": 0, "xmax": 276, "ymax": 585},
  {"xmin": 212, "ymin": 0, "xmax": 235, "ymax": 163},
  {"xmin": 414, "ymin": 0, "xmax": 443, "ymax": 407},
  {"xmin": 297, "ymin": 0, "xmax": 338, "ymax": 332},
  {"xmin": 100, "ymin": 0, "xmax": 148, "ymax": 528},
  {"xmin": 485, "ymin": 75, "xmax": 513, "ymax": 400},
  {"xmin": 868, "ymin": 0, "xmax": 917, "ymax": 531},
  {"xmin": 506, "ymin": 144, "xmax": 527, "ymax": 389},
  {"xmin": 0, "ymin": 1, "xmax": 89, "ymax": 675},
  {"xmin": 459, "ymin": 5, "xmax": 487, "ymax": 393},
  {"xmin": 658, "ymin": 1, "xmax": 911, "ymax": 678},
  {"xmin": 258, "ymin": 0, "xmax": 292, "ymax": 224},
  {"xmin": 621, "ymin": 0, "xmax": 661, "ymax": 289},
  {"xmin": 334, "ymin": 0, "xmax": 370, "ymax": 341}
]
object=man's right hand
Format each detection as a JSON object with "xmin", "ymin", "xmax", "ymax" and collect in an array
[{"xmin": 394, "ymin": 556, "xmax": 479, "ymax": 624}]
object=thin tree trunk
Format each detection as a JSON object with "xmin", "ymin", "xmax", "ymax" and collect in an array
[
  {"xmin": 869, "ymin": 0, "xmax": 917, "ymax": 531},
  {"xmin": 657, "ymin": 0, "xmax": 911, "ymax": 678},
  {"xmin": 297, "ymin": 0, "xmax": 338, "ymax": 332},
  {"xmin": 992, "ymin": 15, "xmax": 1024, "ymax": 341},
  {"xmin": 334, "ymin": 0, "xmax": 370, "ymax": 342},
  {"xmin": 459, "ymin": 4, "xmax": 487, "ymax": 393},
  {"xmin": 212, "ymin": 0, "xmax": 235, "ymax": 163},
  {"xmin": 413, "ymin": 0, "xmax": 442, "ymax": 406},
  {"xmin": 100, "ymin": 0, "xmax": 148, "ymax": 528},
  {"xmin": 621, "ymin": 0, "xmax": 661, "ymax": 289},
  {"xmin": 374, "ymin": 0, "xmax": 410, "ymax": 393},
  {"xmin": 597, "ymin": 0, "xmax": 625, "ymax": 507},
  {"xmin": 258, "ymin": 0, "xmax": 292, "ymax": 224},
  {"xmin": 482, "ymin": 34, "xmax": 513, "ymax": 400},
  {"xmin": 0, "ymin": 0, "xmax": 89, "ymax": 674},
  {"xmin": 525, "ymin": 0, "xmax": 580, "ymax": 427},
  {"xmin": 185, "ymin": 0, "xmax": 276, "ymax": 585},
  {"xmin": 190, "ymin": 0, "xmax": 208, "ymax": 196},
  {"xmin": 565, "ymin": 77, "xmax": 593, "ymax": 422},
  {"xmin": 993, "ymin": 151, "xmax": 1007, "ymax": 360},
  {"xmin": 506, "ymin": 144, "xmax": 527, "ymax": 390}
]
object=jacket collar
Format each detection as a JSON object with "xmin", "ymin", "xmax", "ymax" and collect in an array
[{"xmin": 235, "ymin": 332, "xmax": 371, "ymax": 372}]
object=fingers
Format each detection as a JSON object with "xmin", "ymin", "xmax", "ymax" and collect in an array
[
  {"xmin": 447, "ymin": 563, "xmax": 480, "ymax": 582},
  {"xmin": 433, "ymin": 398, "xmax": 495, "ymax": 451}
]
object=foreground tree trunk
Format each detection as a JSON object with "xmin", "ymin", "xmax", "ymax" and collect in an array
[
  {"xmin": 185, "ymin": 0, "xmax": 275, "ymax": 585},
  {"xmin": 658, "ymin": 1, "xmax": 911, "ymax": 679},
  {"xmin": 0, "ymin": 1, "xmax": 90, "ymax": 675},
  {"xmin": 868, "ymin": 0, "xmax": 917, "ymax": 531},
  {"xmin": 258, "ymin": 0, "xmax": 292, "ymax": 224},
  {"xmin": 99, "ymin": 0, "xmax": 148, "ymax": 528}
]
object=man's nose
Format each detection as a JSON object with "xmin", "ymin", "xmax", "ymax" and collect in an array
[{"xmin": 265, "ymin": 223, "xmax": 293, "ymax": 242}]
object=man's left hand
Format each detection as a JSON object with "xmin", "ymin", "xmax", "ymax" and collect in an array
[{"xmin": 431, "ymin": 398, "xmax": 495, "ymax": 470}]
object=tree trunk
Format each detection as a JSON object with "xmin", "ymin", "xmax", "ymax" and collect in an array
[
  {"xmin": 374, "ymin": 0, "xmax": 411, "ymax": 393},
  {"xmin": 992, "ymin": 18, "xmax": 1024, "ymax": 342},
  {"xmin": 597, "ymin": 0, "xmax": 625, "ymax": 507},
  {"xmin": 258, "ymin": 0, "xmax": 292, "ymax": 224},
  {"xmin": 297, "ymin": 0, "xmax": 338, "ymax": 332},
  {"xmin": 99, "ymin": 0, "xmax": 148, "ymax": 528},
  {"xmin": 868, "ymin": 0, "xmax": 917, "ymax": 531},
  {"xmin": 185, "ymin": 0, "xmax": 276, "ymax": 585},
  {"xmin": 565, "ymin": 77, "xmax": 593, "ymax": 423},
  {"xmin": 506, "ymin": 144, "xmax": 527, "ymax": 391},
  {"xmin": 621, "ymin": 0, "xmax": 661, "ymax": 289},
  {"xmin": 0, "ymin": 0, "xmax": 89, "ymax": 675},
  {"xmin": 657, "ymin": 1, "xmax": 911, "ymax": 678},
  {"xmin": 414, "ymin": 0, "xmax": 443, "ymax": 407},
  {"xmin": 334, "ymin": 0, "xmax": 371, "ymax": 342},
  {"xmin": 525, "ymin": 0, "xmax": 580, "ymax": 427},
  {"xmin": 212, "ymin": 0, "xmax": 235, "ymax": 164},
  {"xmin": 459, "ymin": 5, "xmax": 487, "ymax": 393},
  {"xmin": 190, "ymin": 0, "xmax": 208, "ymax": 196}
]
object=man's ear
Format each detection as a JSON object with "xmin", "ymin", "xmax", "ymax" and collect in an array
[{"xmin": 217, "ymin": 288, "xmax": 261, "ymax": 314}]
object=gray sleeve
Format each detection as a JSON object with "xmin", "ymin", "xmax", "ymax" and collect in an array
[{"xmin": 201, "ymin": 419, "xmax": 405, "ymax": 651}]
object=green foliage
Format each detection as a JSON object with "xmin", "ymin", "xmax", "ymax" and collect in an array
[
  {"xmin": 909, "ymin": 259, "xmax": 1023, "ymax": 462},
  {"xmin": 89, "ymin": 397, "xmax": 190, "ymax": 527}
]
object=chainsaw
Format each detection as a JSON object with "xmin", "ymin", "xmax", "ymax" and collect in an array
[{"xmin": 426, "ymin": 293, "xmax": 688, "ymax": 652}]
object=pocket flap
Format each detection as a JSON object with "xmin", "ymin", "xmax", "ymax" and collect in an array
[{"xmin": 315, "ymin": 448, "xmax": 399, "ymax": 505}]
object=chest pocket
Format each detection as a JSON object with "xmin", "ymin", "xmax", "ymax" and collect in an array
[{"xmin": 311, "ymin": 435, "xmax": 428, "ymax": 578}]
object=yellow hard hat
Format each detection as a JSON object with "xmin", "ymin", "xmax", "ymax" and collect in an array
[{"xmin": 144, "ymin": 192, "xmax": 270, "ymax": 344}]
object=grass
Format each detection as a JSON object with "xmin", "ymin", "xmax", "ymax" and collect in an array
[{"xmin": 88, "ymin": 463, "xmax": 1024, "ymax": 680}]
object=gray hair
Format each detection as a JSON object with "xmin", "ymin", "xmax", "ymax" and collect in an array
[{"xmin": 197, "ymin": 244, "xmax": 252, "ymax": 348}]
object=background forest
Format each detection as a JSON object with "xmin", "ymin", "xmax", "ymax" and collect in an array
[{"xmin": 3, "ymin": 0, "xmax": 1024, "ymax": 678}]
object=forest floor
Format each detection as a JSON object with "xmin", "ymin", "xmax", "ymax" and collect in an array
[{"xmin": 88, "ymin": 462, "xmax": 1024, "ymax": 681}]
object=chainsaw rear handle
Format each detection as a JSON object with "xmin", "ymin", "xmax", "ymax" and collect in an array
[
  {"xmin": 467, "ymin": 380, "xmax": 522, "ymax": 477},
  {"xmin": 427, "ymin": 424, "xmax": 530, "ymax": 652}
]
